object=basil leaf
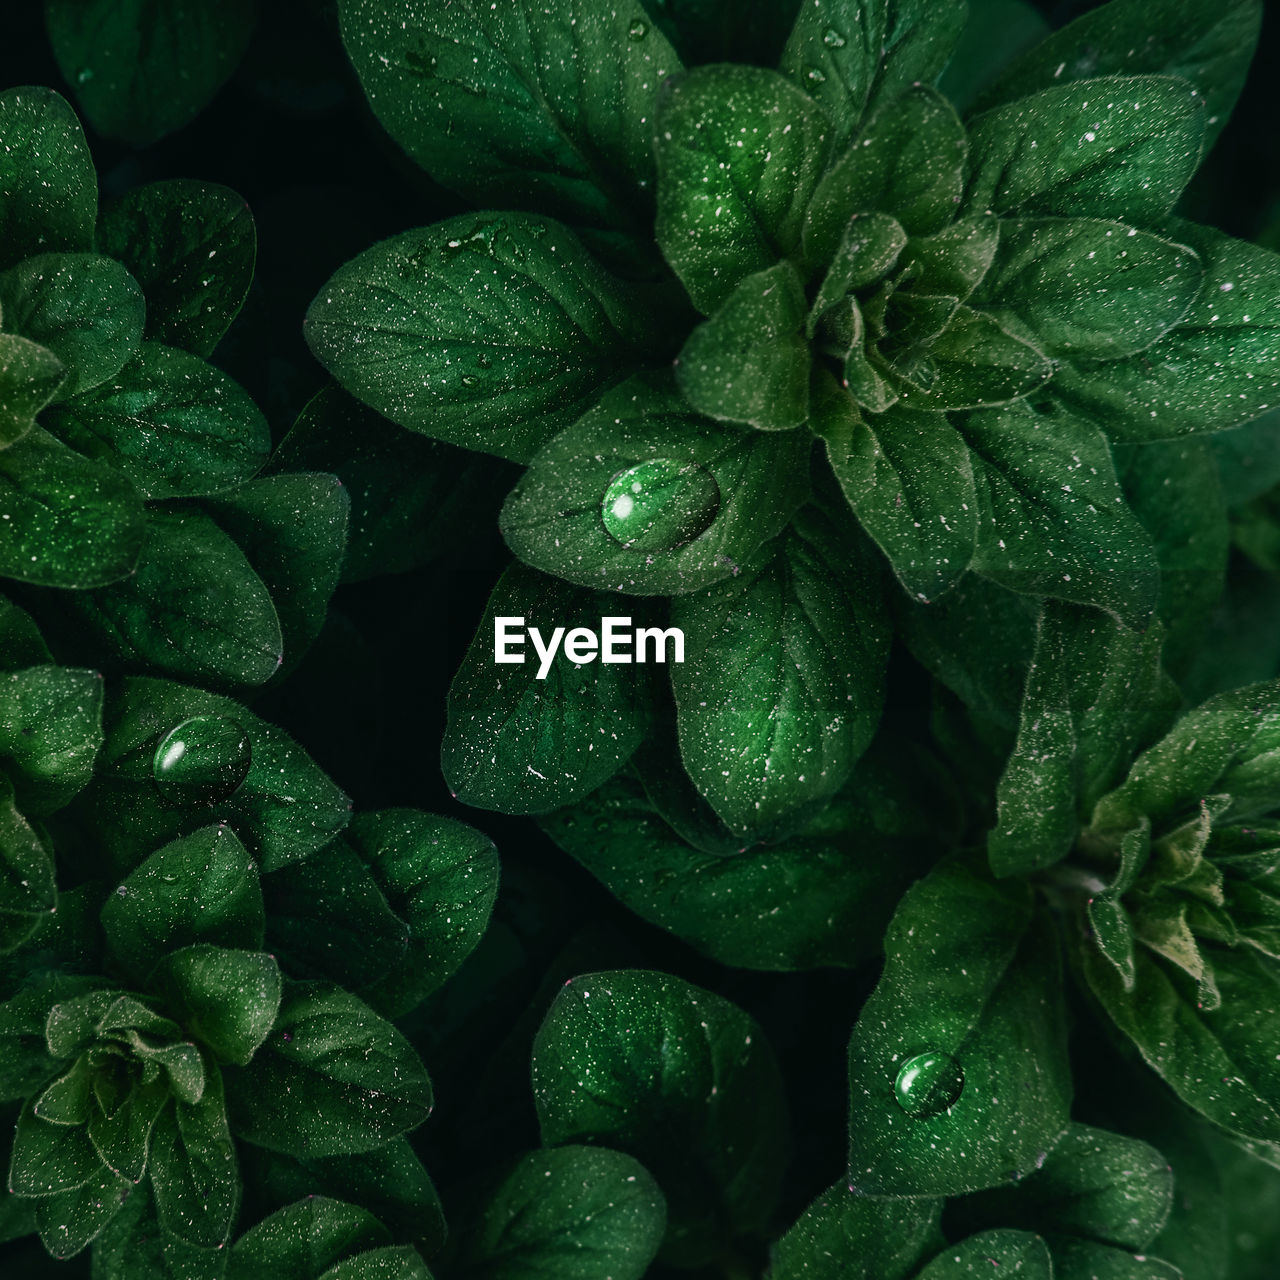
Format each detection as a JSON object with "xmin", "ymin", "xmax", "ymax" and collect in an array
[
  {"xmin": 0, "ymin": 253, "xmax": 144, "ymax": 400},
  {"xmin": 501, "ymin": 373, "xmax": 809, "ymax": 596},
  {"xmin": 1082, "ymin": 942, "xmax": 1280, "ymax": 1149},
  {"xmin": 809, "ymin": 213, "xmax": 909, "ymax": 322},
  {"xmin": 654, "ymin": 65, "xmax": 831, "ymax": 314},
  {"xmin": 45, "ymin": 0, "xmax": 257, "ymax": 146},
  {"xmin": 9, "ymin": 1096, "xmax": 102, "ymax": 1196},
  {"xmin": 67, "ymin": 509, "xmax": 284, "ymax": 689},
  {"xmin": 961, "ymin": 400, "xmax": 1160, "ymax": 627},
  {"xmin": 816, "ymin": 382, "xmax": 977, "ymax": 602},
  {"xmin": 441, "ymin": 564, "xmax": 650, "ymax": 814},
  {"xmin": 86, "ymin": 676, "xmax": 351, "ymax": 874},
  {"xmin": 0, "ymin": 780, "xmax": 56, "ymax": 953},
  {"xmin": 991, "ymin": 602, "xmax": 1178, "ymax": 878},
  {"xmin": 676, "ymin": 262, "xmax": 811, "ymax": 430},
  {"xmin": 1051, "ymin": 223, "xmax": 1280, "ymax": 442},
  {"xmin": 342, "ymin": 810, "xmax": 499, "ymax": 1018},
  {"xmin": 229, "ymin": 1197, "xmax": 389, "ymax": 1280},
  {"xmin": 771, "ymin": 1182, "xmax": 942, "ymax": 1280},
  {"xmin": 44, "ymin": 341, "xmax": 271, "ymax": 501},
  {"xmin": 0, "ymin": 333, "xmax": 65, "ymax": 448},
  {"xmin": 937, "ymin": 0, "xmax": 1049, "ymax": 112},
  {"xmin": 781, "ymin": 0, "xmax": 968, "ymax": 148},
  {"xmin": 806, "ymin": 87, "xmax": 967, "ymax": 262},
  {"xmin": 0, "ymin": 87, "xmax": 96, "ymax": 270},
  {"xmin": 956, "ymin": 1123, "xmax": 1174, "ymax": 1250},
  {"xmin": 974, "ymin": 0, "xmax": 1261, "ymax": 151},
  {"xmin": 204, "ymin": 473, "xmax": 349, "ymax": 677},
  {"xmin": 225, "ymin": 982, "xmax": 432, "ymax": 1157},
  {"xmin": 337, "ymin": 0, "xmax": 678, "ymax": 231},
  {"xmin": 307, "ymin": 214, "xmax": 666, "ymax": 464},
  {"xmin": 101, "ymin": 825, "xmax": 264, "ymax": 983},
  {"xmin": 846, "ymin": 860, "xmax": 1070, "ymax": 1196},
  {"xmin": 916, "ymin": 1231, "xmax": 1054, "ymax": 1277},
  {"xmin": 539, "ymin": 767, "xmax": 930, "ymax": 970},
  {"xmin": 0, "ymin": 664, "xmax": 102, "ymax": 814},
  {"xmin": 532, "ymin": 968, "xmax": 787, "ymax": 1267},
  {"xmin": 898, "ymin": 215, "xmax": 1000, "ymax": 302},
  {"xmin": 974, "ymin": 219, "xmax": 1203, "ymax": 359},
  {"xmin": 1046, "ymin": 1236, "xmax": 1183, "ymax": 1279},
  {"xmin": 670, "ymin": 501, "xmax": 889, "ymax": 835},
  {"xmin": 97, "ymin": 179, "xmax": 256, "ymax": 357},
  {"xmin": 0, "ymin": 427, "xmax": 144, "ymax": 588},
  {"xmin": 449, "ymin": 1146, "xmax": 666, "ymax": 1280},
  {"xmin": 964, "ymin": 76, "xmax": 1204, "ymax": 223},
  {"xmin": 0, "ymin": 598, "xmax": 49, "ymax": 672},
  {"xmin": 149, "ymin": 1074, "xmax": 239, "ymax": 1248},
  {"xmin": 34, "ymin": 1161, "xmax": 127, "ymax": 1259},
  {"xmin": 272, "ymin": 385, "xmax": 514, "ymax": 585}
]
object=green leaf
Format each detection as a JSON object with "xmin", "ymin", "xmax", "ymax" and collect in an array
[
  {"xmin": 0, "ymin": 781, "xmax": 56, "ymax": 951},
  {"xmin": 1082, "ymin": 942, "xmax": 1280, "ymax": 1149},
  {"xmin": 991, "ymin": 601, "xmax": 1178, "ymax": 877},
  {"xmin": 501, "ymin": 373, "xmax": 809, "ymax": 595},
  {"xmin": 343, "ymin": 810, "xmax": 500, "ymax": 1017},
  {"xmin": 0, "ymin": 598, "xmax": 49, "ymax": 672},
  {"xmin": 230, "ymin": 1197, "xmax": 389, "ymax": 1280},
  {"xmin": 0, "ymin": 87, "xmax": 96, "ymax": 271},
  {"xmin": 0, "ymin": 664, "xmax": 102, "ymax": 814},
  {"xmin": 97, "ymin": 179, "xmax": 256, "ymax": 357},
  {"xmin": 1050, "ymin": 223, "xmax": 1280, "ymax": 443},
  {"xmin": 897, "ymin": 215, "xmax": 1000, "ymax": 302},
  {"xmin": 306, "ymin": 214, "xmax": 667, "ymax": 464},
  {"xmin": 44, "ymin": 341, "xmax": 271, "ymax": 501},
  {"xmin": 149, "ymin": 1074, "xmax": 239, "ymax": 1248},
  {"xmin": 806, "ymin": 87, "xmax": 967, "ymax": 261},
  {"xmin": 670, "ymin": 501, "xmax": 889, "ymax": 834},
  {"xmin": 9, "ymin": 1097, "xmax": 102, "ymax": 1196},
  {"xmin": 204, "ymin": 473, "xmax": 349, "ymax": 676},
  {"xmin": 964, "ymin": 76, "xmax": 1205, "ymax": 223},
  {"xmin": 0, "ymin": 333, "xmax": 65, "ymax": 448},
  {"xmin": 916, "ymin": 1231, "xmax": 1053, "ymax": 1277},
  {"xmin": 101, "ymin": 825, "xmax": 263, "ymax": 983},
  {"xmin": 770, "ymin": 1182, "xmax": 942, "ymax": 1280},
  {"xmin": 225, "ymin": 982, "xmax": 432, "ymax": 1158},
  {"xmin": 1046, "ymin": 1236, "xmax": 1183, "ymax": 1279},
  {"xmin": 539, "ymin": 767, "xmax": 929, "ymax": 970},
  {"xmin": 441, "ymin": 564, "xmax": 650, "ymax": 815},
  {"xmin": 0, "ymin": 253, "xmax": 144, "ymax": 400},
  {"xmin": 239, "ymin": 1138, "xmax": 444, "ymax": 1250},
  {"xmin": 973, "ymin": 219, "xmax": 1203, "ymax": 359},
  {"xmin": 781, "ymin": 0, "xmax": 969, "ymax": 148},
  {"xmin": 35, "ymin": 1161, "xmax": 128, "ymax": 1259},
  {"xmin": 337, "ymin": 0, "xmax": 679, "ymax": 231},
  {"xmin": 271, "ymin": 385, "xmax": 514, "ymax": 585},
  {"xmin": 86, "ymin": 1073, "xmax": 169, "ymax": 1185},
  {"xmin": 264, "ymin": 841, "xmax": 410, "ymax": 993},
  {"xmin": 815, "ymin": 382, "xmax": 977, "ymax": 602},
  {"xmin": 846, "ymin": 859, "xmax": 1070, "ymax": 1196},
  {"xmin": 937, "ymin": 0, "xmax": 1049, "ymax": 112},
  {"xmin": 676, "ymin": 262, "xmax": 810, "ymax": 430},
  {"xmin": 532, "ymin": 969, "xmax": 787, "ymax": 1267},
  {"xmin": 960, "ymin": 400, "xmax": 1159, "ymax": 627},
  {"xmin": 86, "ymin": 676, "xmax": 351, "ymax": 874},
  {"xmin": 449, "ymin": 1146, "xmax": 666, "ymax": 1280},
  {"xmin": 654, "ymin": 65, "xmax": 831, "ymax": 314},
  {"xmin": 1211, "ymin": 409, "xmax": 1280, "ymax": 507},
  {"xmin": 957, "ymin": 1123, "xmax": 1173, "ymax": 1250},
  {"xmin": 156, "ymin": 945, "xmax": 281, "ymax": 1066},
  {"xmin": 973, "ymin": 0, "xmax": 1261, "ymax": 151},
  {"xmin": 45, "ymin": 0, "xmax": 257, "ymax": 146},
  {"xmin": 0, "ymin": 426, "xmax": 144, "ymax": 588},
  {"xmin": 67, "ymin": 509, "xmax": 283, "ymax": 688},
  {"xmin": 808, "ymin": 213, "xmax": 909, "ymax": 324}
]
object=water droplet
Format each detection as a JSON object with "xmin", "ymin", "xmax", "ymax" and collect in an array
[
  {"xmin": 894, "ymin": 1051, "xmax": 964, "ymax": 1118},
  {"xmin": 628, "ymin": 19, "xmax": 648, "ymax": 40},
  {"xmin": 807, "ymin": 67, "xmax": 827, "ymax": 84},
  {"xmin": 76, "ymin": 67, "xmax": 94, "ymax": 84},
  {"xmin": 601, "ymin": 458, "xmax": 720, "ymax": 552},
  {"xmin": 152, "ymin": 717, "xmax": 251, "ymax": 807},
  {"xmin": 461, "ymin": 375, "xmax": 478, "ymax": 387},
  {"xmin": 822, "ymin": 28, "xmax": 847, "ymax": 48},
  {"xmin": 476, "ymin": 353, "xmax": 492, "ymax": 370}
]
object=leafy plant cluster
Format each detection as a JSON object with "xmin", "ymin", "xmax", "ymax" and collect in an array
[{"xmin": 5, "ymin": 0, "xmax": 1280, "ymax": 1277}]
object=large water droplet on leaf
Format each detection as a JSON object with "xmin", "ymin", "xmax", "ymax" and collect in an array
[
  {"xmin": 601, "ymin": 458, "xmax": 720, "ymax": 552},
  {"xmin": 628, "ymin": 19, "xmax": 648, "ymax": 40},
  {"xmin": 152, "ymin": 716, "xmax": 251, "ymax": 806},
  {"xmin": 822, "ymin": 28, "xmax": 847, "ymax": 48},
  {"xmin": 894, "ymin": 1051, "xmax": 964, "ymax": 1118}
]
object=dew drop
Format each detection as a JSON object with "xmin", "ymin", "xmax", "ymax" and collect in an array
[
  {"xmin": 894, "ymin": 1051, "xmax": 964, "ymax": 1118},
  {"xmin": 152, "ymin": 716, "xmax": 252, "ymax": 807},
  {"xmin": 807, "ymin": 66, "xmax": 827, "ymax": 84},
  {"xmin": 601, "ymin": 458, "xmax": 720, "ymax": 552},
  {"xmin": 76, "ymin": 67, "xmax": 94, "ymax": 84},
  {"xmin": 628, "ymin": 18, "xmax": 648, "ymax": 40},
  {"xmin": 822, "ymin": 28, "xmax": 847, "ymax": 48}
]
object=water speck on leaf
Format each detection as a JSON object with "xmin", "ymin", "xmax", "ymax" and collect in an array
[
  {"xmin": 894, "ymin": 1050, "xmax": 965, "ymax": 1119},
  {"xmin": 822, "ymin": 28, "xmax": 847, "ymax": 49},
  {"xmin": 600, "ymin": 458, "xmax": 720, "ymax": 552},
  {"xmin": 628, "ymin": 19, "xmax": 648, "ymax": 40},
  {"xmin": 152, "ymin": 715, "xmax": 252, "ymax": 807}
]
